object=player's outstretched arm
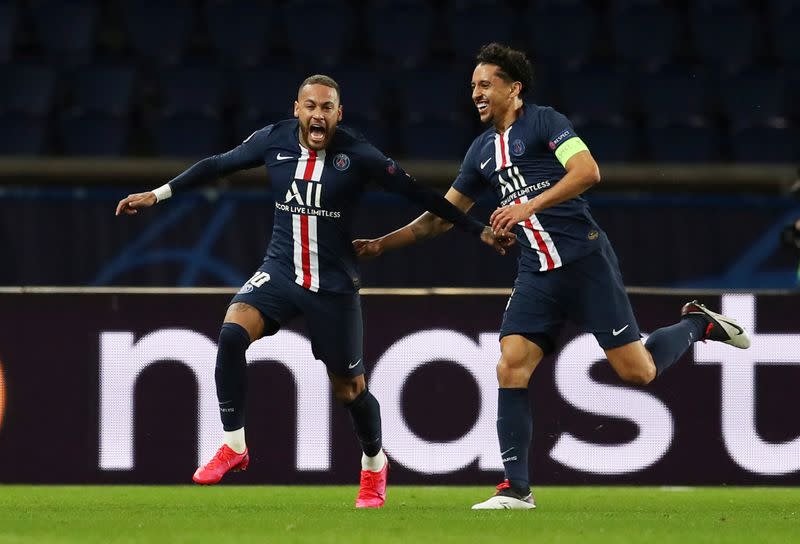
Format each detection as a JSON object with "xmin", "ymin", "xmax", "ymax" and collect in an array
[
  {"xmin": 354, "ymin": 187, "xmax": 514, "ymax": 259},
  {"xmin": 490, "ymin": 150, "xmax": 600, "ymax": 236},
  {"xmin": 115, "ymin": 126, "xmax": 272, "ymax": 218}
]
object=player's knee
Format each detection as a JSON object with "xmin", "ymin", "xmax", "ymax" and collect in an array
[
  {"xmin": 616, "ymin": 363, "xmax": 656, "ymax": 386},
  {"xmin": 331, "ymin": 377, "xmax": 365, "ymax": 404},
  {"xmin": 217, "ymin": 323, "xmax": 251, "ymax": 359},
  {"xmin": 496, "ymin": 350, "xmax": 536, "ymax": 386}
]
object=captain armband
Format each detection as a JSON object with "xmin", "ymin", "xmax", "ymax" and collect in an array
[
  {"xmin": 152, "ymin": 183, "xmax": 173, "ymax": 202},
  {"xmin": 554, "ymin": 137, "xmax": 589, "ymax": 167}
]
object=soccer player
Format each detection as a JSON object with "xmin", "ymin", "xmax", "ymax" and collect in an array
[
  {"xmin": 353, "ymin": 44, "xmax": 751, "ymax": 510},
  {"xmin": 115, "ymin": 74, "xmax": 510, "ymax": 508}
]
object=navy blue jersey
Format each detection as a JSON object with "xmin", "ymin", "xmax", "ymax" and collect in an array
[
  {"xmin": 453, "ymin": 103, "xmax": 602, "ymax": 274},
  {"xmin": 167, "ymin": 119, "xmax": 484, "ymax": 293}
]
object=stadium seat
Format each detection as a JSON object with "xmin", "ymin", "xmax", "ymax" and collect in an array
[
  {"xmin": 282, "ymin": 0, "xmax": 355, "ymax": 67},
  {"xmin": 524, "ymin": 0, "xmax": 596, "ymax": 66},
  {"xmin": 400, "ymin": 117, "xmax": 470, "ymax": 160},
  {"xmin": 150, "ymin": 113, "xmax": 223, "ymax": 158},
  {"xmin": 121, "ymin": 1, "xmax": 192, "ymax": 65},
  {"xmin": 729, "ymin": 121, "xmax": 798, "ymax": 163},
  {"xmin": 235, "ymin": 66, "xmax": 304, "ymax": 122},
  {"xmin": 67, "ymin": 65, "xmax": 136, "ymax": 116},
  {"xmin": 159, "ymin": 65, "xmax": 225, "ymax": 116},
  {"xmin": 644, "ymin": 119, "xmax": 723, "ymax": 162},
  {"xmin": 335, "ymin": 68, "xmax": 384, "ymax": 123},
  {"xmin": 444, "ymin": 0, "xmax": 513, "ymax": 61},
  {"xmin": 636, "ymin": 66, "xmax": 711, "ymax": 120},
  {"xmin": 766, "ymin": 0, "xmax": 800, "ymax": 63},
  {"xmin": 718, "ymin": 68, "xmax": 786, "ymax": 124},
  {"xmin": 204, "ymin": 1, "xmax": 274, "ymax": 66},
  {"xmin": 0, "ymin": 64, "xmax": 56, "ymax": 116},
  {"xmin": 609, "ymin": 0, "xmax": 680, "ymax": 67},
  {"xmin": 785, "ymin": 64, "xmax": 800, "ymax": 120},
  {"xmin": 0, "ymin": 2, "xmax": 16, "ymax": 63},
  {"xmin": 365, "ymin": 0, "xmax": 435, "ymax": 68},
  {"xmin": 559, "ymin": 66, "xmax": 632, "ymax": 120},
  {"xmin": 0, "ymin": 116, "xmax": 47, "ymax": 155},
  {"xmin": 689, "ymin": 1, "xmax": 759, "ymax": 67},
  {"xmin": 393, "ymin": 67, "xmax": 470, "ymax": 121},
  {"xmin": 57, "ymin": 114, "xmax": 128, "ymax": 156},
  {"xmin": 572, "ymin": 118, "xmax": 637, "ymax": 163},
  {"xmin": 30, "ymin": 0, "xmax": 96, "ymax": 65}
]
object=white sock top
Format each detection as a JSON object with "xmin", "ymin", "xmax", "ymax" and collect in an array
[
  {"xmin": 361, "ymin": 449, "xmax": 386, "ymax": 472},
  {"xmin": 224, "ymin": 428, "xmax": 247, "ymax": 454}
]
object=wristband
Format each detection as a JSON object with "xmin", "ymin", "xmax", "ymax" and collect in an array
[{"xmin": 152, "ymin": 183, "xmax": 173, "ymax": 202}]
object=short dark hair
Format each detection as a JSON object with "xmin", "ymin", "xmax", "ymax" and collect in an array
[
  {"xmin": 475, "ymin": 43, "xmax": 533, "ymax": 96},
  {"xmin": 298, "ymin": 74, "xmax": 341, "ymax": 102}
]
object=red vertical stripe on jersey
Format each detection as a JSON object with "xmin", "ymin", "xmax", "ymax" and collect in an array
[
  {"xmin": 303, "ymin": 150, "xmax": 317, "ymax": 180},
  {"xmin": 299, "ymin": 149, "xmax": 317, "ymax": 289},
  {"xmin": 300, "ymin": 214, "xmax": 311, "ymax": 288},
  {"xmin": 499, "ymin": 135, "xmax": 508, "ymax": 168},
  {"xmin": 515, "ymin": 198, "xmax": 555, "ymax": 270}
]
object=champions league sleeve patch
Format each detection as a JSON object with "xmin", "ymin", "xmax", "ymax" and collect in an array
[{"xmin": 385, "ymin": 159, "xmax": 397, "ymax": 175}]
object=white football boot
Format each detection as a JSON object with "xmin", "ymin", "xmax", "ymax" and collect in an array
[
  {"xmin": 471, "ymin": 480, "xmax": 536, "ymax": 510},
  {"xmin": 681, "ymin": 299, "xmax": 751, "ymax": 349}
]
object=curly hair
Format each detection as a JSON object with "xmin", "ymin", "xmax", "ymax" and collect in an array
[{"xmin": 475, "ymin": 43, "xmax": 533, "ymax": 95}]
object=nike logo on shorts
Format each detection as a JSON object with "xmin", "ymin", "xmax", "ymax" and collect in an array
[
  {"xmin": 612, "ymin": 324, "xmax": 630, "ymax": 336},
  {"xmin": 348, "ymin": 358, "xmax": 362, "ymax": 369}
]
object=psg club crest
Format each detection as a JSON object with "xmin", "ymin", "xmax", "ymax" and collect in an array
[
  {"xmin": 511, "ymin": 139, "xmax": 526, "ymax": 156},
  {"xmin": 333, "ymin": 153, "xmax": 350, "ymax": 171}
]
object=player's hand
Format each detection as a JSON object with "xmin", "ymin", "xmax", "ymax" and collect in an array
[
  {"xmin": 352, "ymin": 238, "xmax": 384, "ymax": 260},
  {"xmin": 115, "ymin": 191, "xmax": 157, "ymax": 216},
  {"xmin": 480, "ymin": 226, "xmax": 516, "ymax": 255},
  {"xmin": 490, "ymin": 201, "xmax": 533, "ymax": 236}
]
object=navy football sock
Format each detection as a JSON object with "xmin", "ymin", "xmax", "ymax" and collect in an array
[
  {"xmin": 345, "ymin": 388, "xmax": 382, "ymax": 457},
  {"xmin": 646, "ymin": 315, "xmax": 707, "ymax": 377},
  {"xmin": 215, "ymin": 322, "xmax": 251, "ymax": 431},
  {"xmin": 497, "ymin": 388, "xmax": 532, "ymax": 493}
]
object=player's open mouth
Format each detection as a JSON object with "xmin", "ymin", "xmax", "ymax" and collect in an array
[
  {"xmin": 309, "ymin": 123, "xmax": 326, "ymax": 143},
  {"xmin": 476, "ymin": 100, "xmax": 489, "ymax": 113}
]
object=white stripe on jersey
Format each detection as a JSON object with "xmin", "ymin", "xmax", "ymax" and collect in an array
[
  {"xmin": 290, "ymin": 146, "xmax": 326, "ymax": 291},
  {"xmin": 493, "ymin": 126, "xmax": 512, "ymax": 171},
  {"xmin": 292, "ymin": 214, "xmax": 304, "ymax": 285},
  {"xmin": 515, "ymin": 195, "xmax": 563, "ymax": 271},
  {"xmin": 528, "ymin": 211, "xmax": 562, "ymax": 269},
  {"xmin": 307, "ymin": 215, "xmax": 319, "ymax": 292},
  {"xmin": 515, "ymin": 195, "xmax": 547, "ymax": 270}
]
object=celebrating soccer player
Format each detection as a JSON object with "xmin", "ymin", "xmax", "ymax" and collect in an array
[
  {"xmin": 115, "ymin": 74, "xmax": 511, "ymax": 508},
  {"xmin": 353, "ymin": 43, "xmax": 751, "ymax": 510}
]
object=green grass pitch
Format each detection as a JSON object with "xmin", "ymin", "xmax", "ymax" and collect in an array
[{"xmin": 1, "ymin": 486, "xmax": 797, "ymax": 543}]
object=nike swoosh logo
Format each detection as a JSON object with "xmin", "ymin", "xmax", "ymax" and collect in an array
[
  {"xmin": 348, "ymin": 358, "xmax": 362, "ymax": 369},
  {"xmin": 612, "ymin": 324, "xmax": 630, "ymax": 336},
  {"xmin": 719, "ymin": 319, "xmax": 744, "ymax": 335},
  {"xmin": 276, "ymin": 153, "xmax": 293, "ymax": 160},
  {"xmin": 500, "ymin": 447, "xmax": 514, "ymax": 456},
  {"xmin": 480, "ymin": 157, "xmax": 493, "ymax": 169}
]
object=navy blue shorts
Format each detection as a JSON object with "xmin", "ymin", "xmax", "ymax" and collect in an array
[
  {"xmin": 500, "ymin": 236, "xmax": 641, "ymax": 353},
  {"xmin": 230, "ymin": 261, "xmax": 364, "ymax": 377}
]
